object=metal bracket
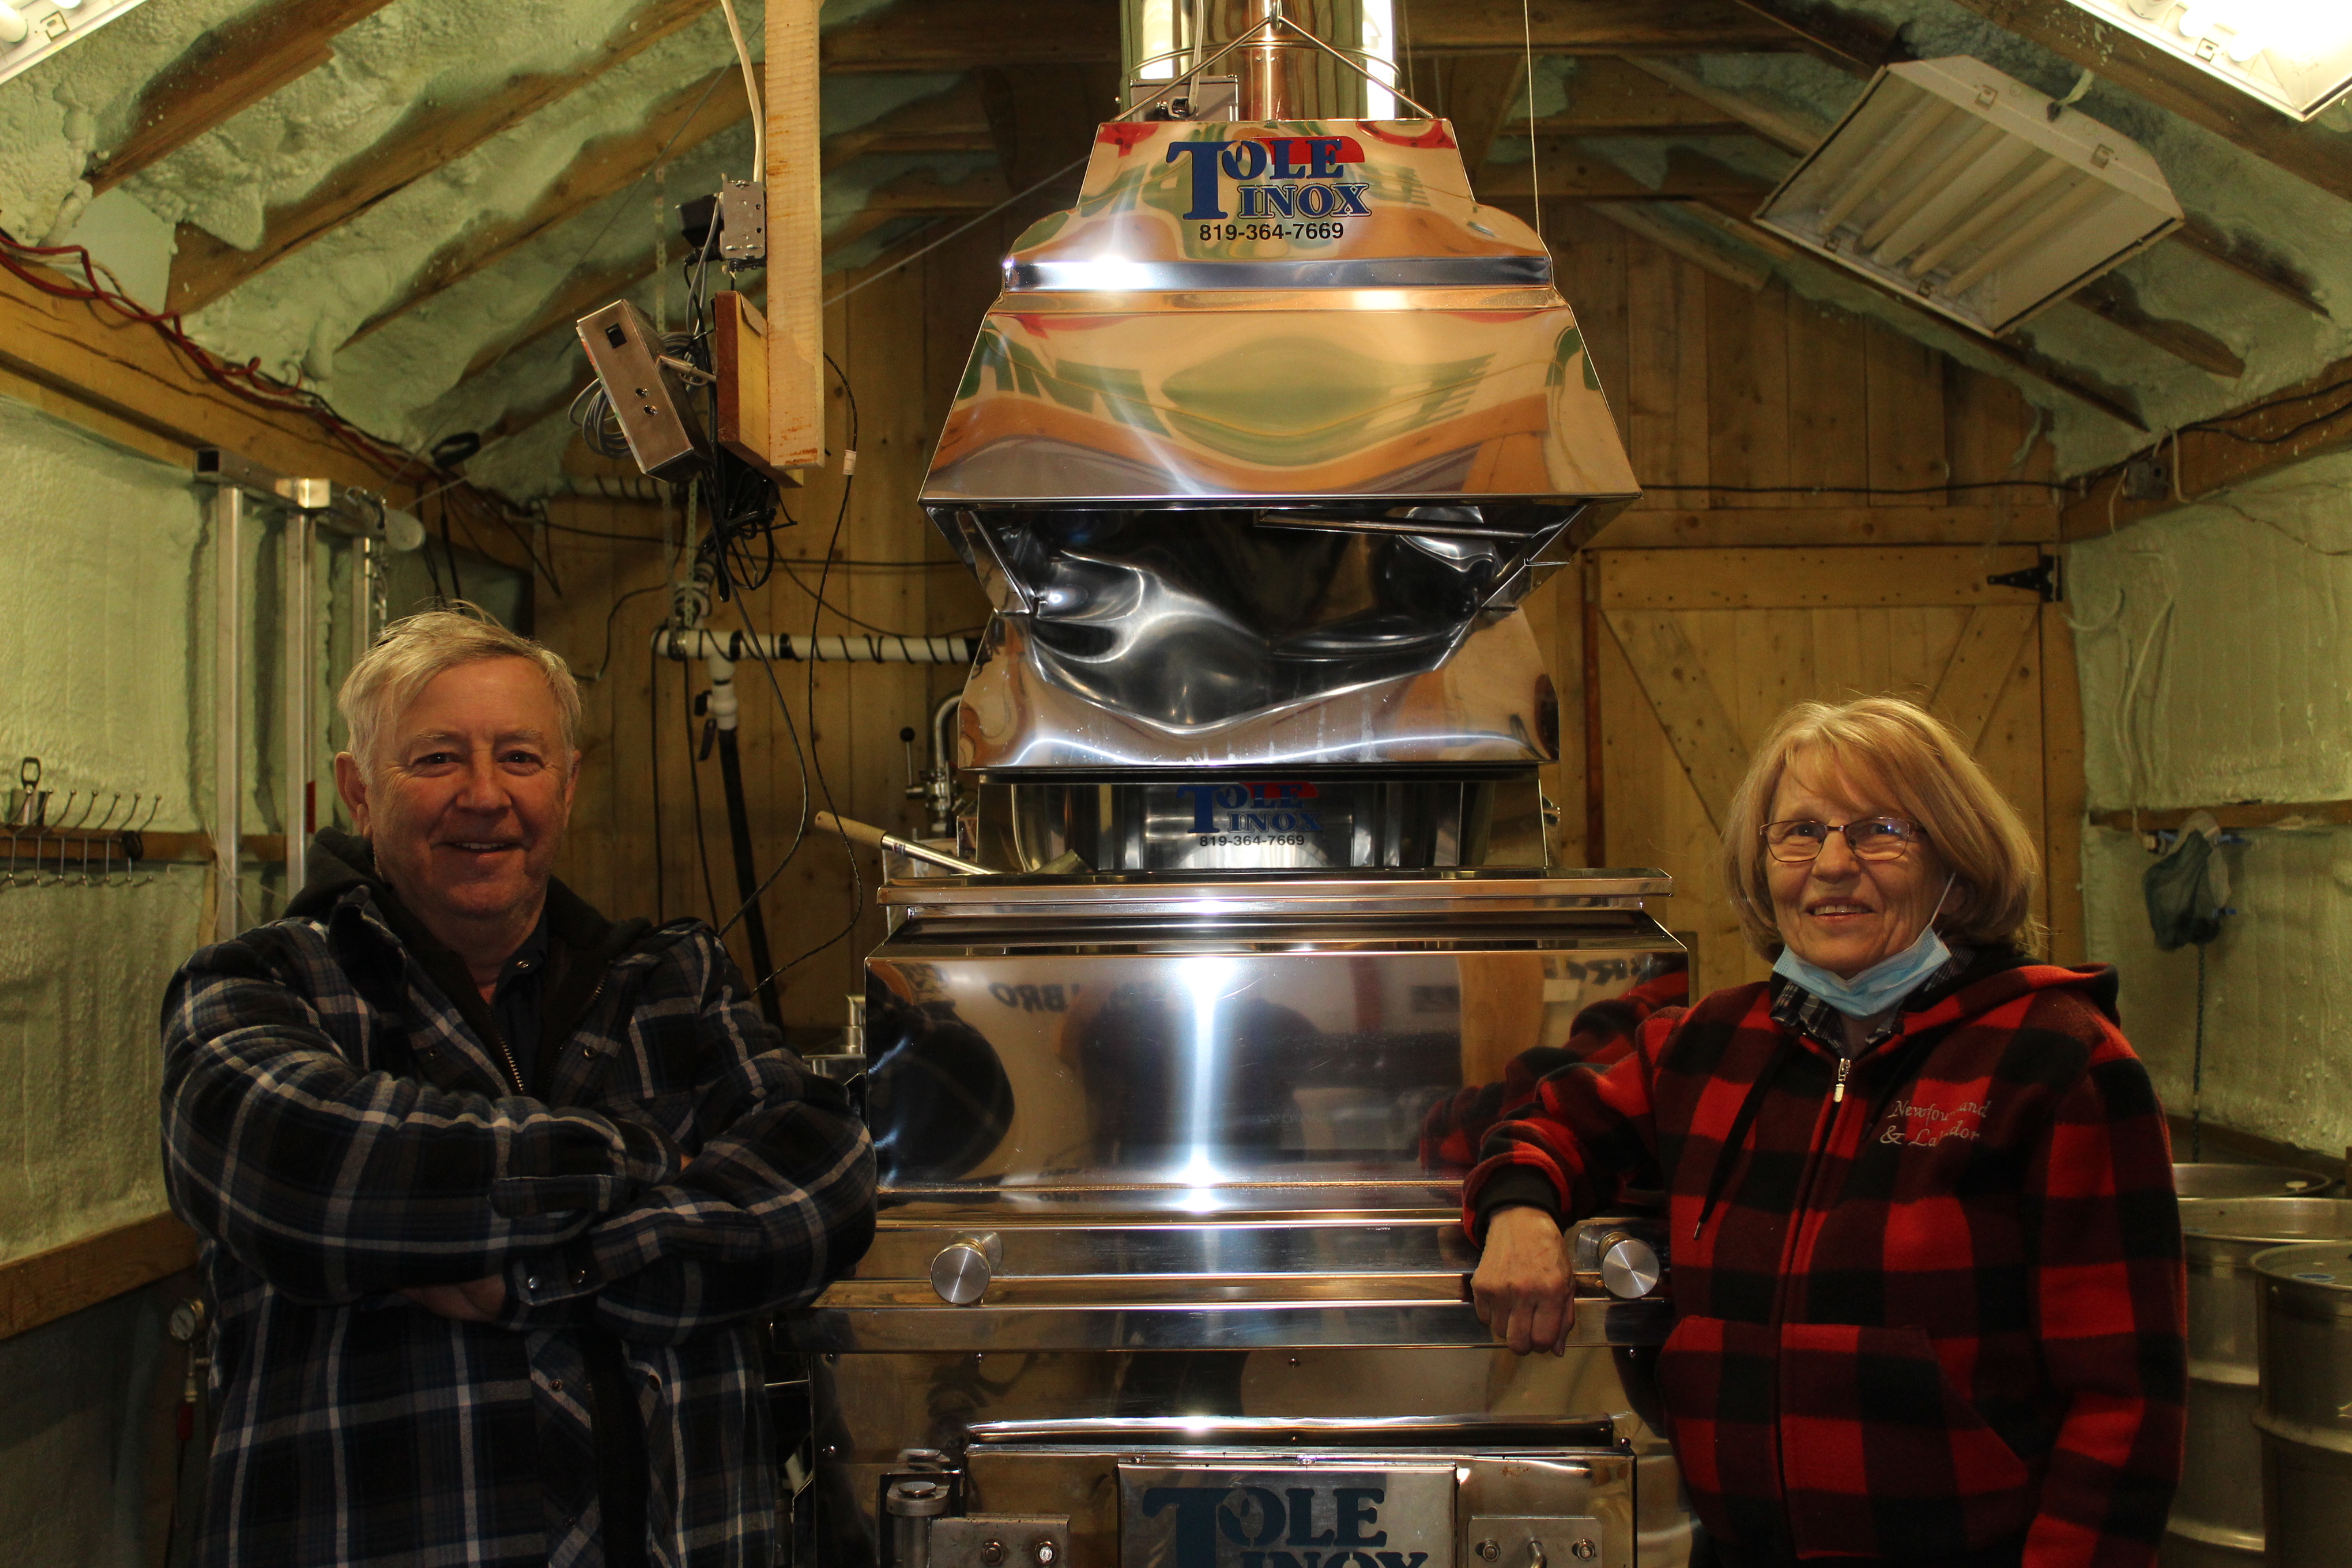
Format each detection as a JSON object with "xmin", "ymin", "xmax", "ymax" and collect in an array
[
  {"xmin": 718, "ymin": 178, "xmax": 766, "ymax": 265},
  {"xmin": 1469, "ymin": 1516, "xmax": 1603, "ymax": 1567},
  {"xmin": 1986, "ymin": 553, "xmax": 2060, "ymax": 602},
  {"xmin": 929, "ymin": 1515, "xmax": 1069, "ymax": 1568}
]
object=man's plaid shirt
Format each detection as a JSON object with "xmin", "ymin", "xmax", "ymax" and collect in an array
[{"xmin": 161, "ymin": 842, "xmax": 875, "ymax": 1567}]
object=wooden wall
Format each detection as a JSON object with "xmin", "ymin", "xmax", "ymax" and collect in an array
[{"xmin": 522, "ymin": 195, "xmax": 2082, "ymax": 1034}]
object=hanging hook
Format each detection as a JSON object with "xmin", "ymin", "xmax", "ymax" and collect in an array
[{"xmin": 135, "ymin": 796, "xmax": 163, "ymax": 884}]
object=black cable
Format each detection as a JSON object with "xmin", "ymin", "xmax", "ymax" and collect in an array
[
  {"xmin": 764, "ymin": 355, "xmax": 868, "ymax": 988},
  {"xmin": 438, "ymin": 499, "xmax": 466, "ymax": 604},
  {"xmin": 683, "ymin": 656, "xmax": 721, "ymax": 926},
  {"xmin": 721, "ymin": 595, "xmax": 817, "ymax": 943},
  {"xmin": 650, "ymin": 659, "xmax": 665, "ymax": 924},
  {"xmin": 578, "ymin": 584, "xmax": 666, "ymax": 683}
]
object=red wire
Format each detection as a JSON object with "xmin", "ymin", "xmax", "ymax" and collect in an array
[{"xmin": 0, "ymin": 228, "xmax": 418, "ymax": 475}]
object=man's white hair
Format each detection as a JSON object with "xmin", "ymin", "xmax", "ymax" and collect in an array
[{"xmin": 338, "ymin": 604, "xmax": 581, "ymax": 773}]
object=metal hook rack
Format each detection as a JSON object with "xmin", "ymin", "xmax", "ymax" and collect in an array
[{"xmin": 3, "ymin": 757, "xmax": 171, "ymax": 889}]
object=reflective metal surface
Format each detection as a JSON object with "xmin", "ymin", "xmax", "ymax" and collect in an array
[
  {"xmin": 2253, "ymin": 1243, "xmax": 2352, "ymax": 1567},
  {"xmin": 2168, "ymin": 1200, "xmax": 2352, "ymax": 1567},
  {"xmin": 951, "ymin": 559, "xmax": 1564, "ymax": 772},
  {"xmin": 2173, "ymin": 1162, "xmax": 2336, "ymax": 1199},
  {"xmin": 973, "ymin": 774, "xmax": 1550, "ymax": 872}
]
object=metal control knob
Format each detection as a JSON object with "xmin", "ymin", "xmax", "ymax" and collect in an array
[
  {"xmin": 1599, "ymin": 1235, "xmax": 1662, "ymax": 1300},
  {"xmin": 930, "ymin": 1234, "xmax": 1000, "ymax": 1305}
]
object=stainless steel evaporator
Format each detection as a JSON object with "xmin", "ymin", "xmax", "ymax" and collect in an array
[{"xmin": 779, "ymin": 7, "xmax": 1688, "ymax": 1565}]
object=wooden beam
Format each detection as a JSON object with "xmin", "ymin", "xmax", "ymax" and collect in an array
[
  {"xmin": 1929, "ymin": 603, "xmax": 2040, "ymax": 751},
  {"xmin": 2172, "ymin": 217, "xmax": 2331, "ymax": 321},
  {"xmin": 2069, "ymin": 274, "xmax": 2244, "ymax": 380},
  {"xmin": 1586, "ymin": 203, "xmax": 1771, "ymax": 291},
  {"xmin": 825, "ymin": 82, "xmax": 994, "ymax": 171},
  {"xmin": 1603, "ymin": 610, "xmax": 1750, "ymax": 830},
  {"xmin": 1480, "ymin": 142, "xmax": 1778, "ymax": 200},
  {"xmin": 165, "ymin": 0, "xmax": 713, "ymax": 314},
  {"xmin": 821, "ymin": 0, "xmax": 1119, "ymax": 71},
  {"xmin": 1597, "ymin": 544, "xmax": 2048, "ymax": 610},
  {"xmin": 1597, "ymin": 504, "xmax": 2061, "ymax": 547},
  {"xmin": 0, "ymin": 1214, "xmax": 197, "ymax": 1341},
  {"xmin": 1618, "ymin": 56, "xmax": 1831, "ymax": 152},
  {"xmin": 1407, "ymin": 0, "xmax": 1803, "ymax": 54},
  {"xmin": 1721, "ymin": 0, "xmax": 1908, "ymax": 73},
  {"xmin": 2089, "ymin": 800, "xmax": 2352, "ymax": 833},
  {"xmin": 1937, "ymin": 0, "xmax": 2352, "ymax": 206},
  {"xmin": 769, "ymin": 0, "xmax": 824, "ymax": 470},
  {"xmin": 2063, "ymin": 349, "xmax": 2352, "ymax": 537},
  {"xmin": 1426, "ymin": 56, "xmax": 1529, "ymax": 174},
  {"xmin": 90, "ymin": 0, "xmax": 399, "ymax": 194},
  {"xmin": 344, "ymin": 63, "xmax": 757, "ymax": 350},
  {"xmin": 460, "ymin": 257, "xmax": 648, "ymax": 384},
  {"xmin": 848, "ymin": 165, "xmax": 1015, "ymax": 220},
  {"xmin": 0, "ymin": 259, "xmax": 406, "ymax": 488}
]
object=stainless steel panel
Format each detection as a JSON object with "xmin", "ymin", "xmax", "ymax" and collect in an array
[
  {"xmin": 930, "ymin": 1515, "xmax": 1071, "ymax": 1568},
  {"xmin": 2173, "ymin": 1163, "xmax": 2336, "ymax": 1199},
  {"xmin": 2255, "ymin": 1243, "xmax": 2352, "ymax": 1567},
  {"xmin": 1121, "ymin": 1463, "xmax": 1455, "ymax": 1568},
  {"xmin": 2166, "ymin": 1201, "xmax": 2352, "ymax": 1567},
  {"xmin": 1467, "ymin": 1515, "xmax": 1606, "ymax": 1568},
  {"xmin": 956, "ymin": 602, "xmax": 1560, "ymax": 773},
  {"xmin": 860, "ymin": 913, "xmax": 1676, "ymax": 1190},
  {"xmin": 879, "ymin": 868, "xmax": 1671, "ymax": 918},
  {"xmin": 974, "ymin": 776, "xmax": 1546, "ymax": 874}
]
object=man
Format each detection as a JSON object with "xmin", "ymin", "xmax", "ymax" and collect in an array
[{"xmin": 161, "ymin": 607, "xmax": 875, "ymax": 1568}]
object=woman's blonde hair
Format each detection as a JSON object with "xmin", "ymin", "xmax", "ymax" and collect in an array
[
  {"xmin": 338, "ymin": 604, "xmax": 579, "ymax": 774},
  {"xmin": 1719, "ymin": 696, "xmax": 2042, "ymax": 958}
]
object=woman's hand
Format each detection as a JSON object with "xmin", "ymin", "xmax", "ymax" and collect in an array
[{"xmin": 1471, "ymin": 1207, "xmax": 1575, "ymax": 1356}]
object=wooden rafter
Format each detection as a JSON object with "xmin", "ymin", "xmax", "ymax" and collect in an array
[
  {"xmin": 826, "ymin": 82, "xmax": 993, "ymax": 171},
  {"xmin": 89, "ymin": 0, "xmax": 398, "ymax": 193},
  {"xmin": 1937, "ymin": 0, "xmax": 2352, "ymax": 206},
  {"xmin": 1422, "ymin": 56, "xmax": 1531, "ymax": 174},
  {"xmin": 1720, "ymin": 0, "xmax": 1909, "ymax": 73},
  {"xmin": 459, "ymin": 257, "xmax": 651, "ymax": 385},
  {"xmin": 1407, "ymin": 0, "xmax": 1803, "ymax": 54},
  {"xmin": 1618, "ymin": 57, "xmax": 1831, "ymax": 152},
  {"xmin": 2063, "ymin": 349, "xmax": 2352, "ymax": 536},
  {"xmin": 344, "ymin": 63, "xmax": 760, "ymax": 350},
  {"xmin": 2070, "ymin": 274, "xmax": 2244, "ymax": 380},
  {"xmin": 165, "ymin": 0, "xmax": 714, "ymax": 315},
  {"xmin": 821, "ymin": 0, "xmax": 1120, "ymax": 71},
  {"xmin": 1478, "ymin": 142, "xmax": 1779, "ymax": 201}
]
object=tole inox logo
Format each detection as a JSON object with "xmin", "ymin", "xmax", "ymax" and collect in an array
[
  {"xmin": 1138, "ymin": 1483, "xmax": 1429, "ymax": 1568},
  {"xmin": 1175, "ymin": 781, "xmax": 1324, "ymax": 836},
  {"xmin": 1168, "ymin": 135, "xmax": 1373, "ymax": 220}
]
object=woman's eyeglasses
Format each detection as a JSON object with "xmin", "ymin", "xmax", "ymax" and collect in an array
[{"xmin": 1761, "ymin": 817, "xmax": 1927, "ymax": 864}]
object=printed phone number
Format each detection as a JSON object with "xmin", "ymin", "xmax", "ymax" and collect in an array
[
  {"xmin": 1197, "ymin": 223, "xmax": 1347, "ymax": 242},
  {"xmin": 1199, "ymin": 834, "xmax": 1313, "ymax": 847}
]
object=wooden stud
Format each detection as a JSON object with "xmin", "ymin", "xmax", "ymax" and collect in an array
[
  {"xmin": 1407, "ymin": 0, "xmax": 1803, "ymax": 54},
  {"xmin": 0, "ymin": 1214, "xmax": 196, "ymax": 1342},
  {"xmin": 1431, "ymin": 55, "xmax": 1531, "ymax": 174},
  {"xmin": 769, "ymin": 0, "xmax": 823, "ymax": 472},
  {"xmin": 1929, "ymin": 604, "xmax": 2040, "ymax": 751},
  {"xmin": 1597, "ymin": 545, "xmax": 2047, "ymax": 610},
  {"xmin": 2041, "ymin": 601, "xmax": 2087, "ymax": 964},
  {"xmin": 1603, "ymin": 609, "xmax": 1750, "ymax": 829}
]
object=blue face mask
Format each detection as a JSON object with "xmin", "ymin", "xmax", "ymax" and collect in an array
[{"xmin": 1771, "ymin": 875, "xmax": 1959, "ymax": 1018}]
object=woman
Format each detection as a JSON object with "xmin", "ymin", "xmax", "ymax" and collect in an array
[{"xmin": 1467, "ymin": 696, "xmax": 2185, "ymax": 1568}]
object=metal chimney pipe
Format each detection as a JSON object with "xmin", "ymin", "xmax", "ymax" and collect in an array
[{"xmin": 1199, "ymin": 0, "xmax": 1365, "ymax": 119}]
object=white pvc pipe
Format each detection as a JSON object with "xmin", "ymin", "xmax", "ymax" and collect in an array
[{"xmin": 655, "ymin": 628, "xmax": 977, "ymax": 666}]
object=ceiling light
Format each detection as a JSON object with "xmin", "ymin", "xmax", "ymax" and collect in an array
[
  {"xmin": 0, "ymin": 0, "xmax": 155, "ymax": 90},
  {"xmin": 2065, "ymin": 0, "xmax": 2352, "ymax": 120},
  {"xmin": 1754, "ymin": 57, "xmax": 2183, "ymax": 339}
]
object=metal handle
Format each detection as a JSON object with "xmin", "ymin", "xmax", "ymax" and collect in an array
[
  {"xmin": 1600, "ymin": 1235, "xmax": 1663, "ymax": 1300},
  {"xmin": 930, "ymin": 1234, "xmax": 1002, "ymax": 1305}
]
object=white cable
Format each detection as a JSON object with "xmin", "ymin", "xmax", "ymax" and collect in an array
[
  {"xmin": 717, "ymin": 0, "xmax": 763, "ymax": 175},
  {"xmin": 1522, "ymin": 0, "xmax": 1540, "ymax": 242}
]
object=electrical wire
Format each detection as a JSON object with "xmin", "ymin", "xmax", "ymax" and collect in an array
[
  {"xmin": 651, "ymin": 653, "xmax": 666, "ymax": 922},
  {"xmin": 821, "ymin": 151, "xmax": 1092, "ymax": 310},
  {"xmin": 576, "ymin": 583, "xmax": 669, "ymax": 683},
  {"xmin": 715, "ymin": 0, "xmax": 763, "ymax": 175},
  {"xmin": 683, "ymin": 655, "xmax": 721, "ymax": 926}
]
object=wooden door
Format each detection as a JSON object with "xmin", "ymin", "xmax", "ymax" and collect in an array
[{"xmin": 1584, "ymin": 544, "xmax": 2078, "ymax": 995}]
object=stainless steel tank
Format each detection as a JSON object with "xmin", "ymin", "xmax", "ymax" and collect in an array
[
  {"xmin": 776, "ymin": 13, "xmax": 1673, "ymax": 1565},
  {"xmin": 2172, "ymin": 1164, "xmax": 2335, "ymax": 1200},
  {"xmin": 2165, "ymin": 1199, "xmax": 2352, "ymax": 1567},
  {"xmin": 2251, "ymin": 1241, "xmax": 2352, "ymax": 1567}
]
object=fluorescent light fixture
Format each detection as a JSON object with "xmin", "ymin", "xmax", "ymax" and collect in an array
[
  {"xmin": 0, "ymin": 0, "xmax": 153, "ymax": 89},
  {"xmin": 2063, "ymin": 0, "xmax": 2352, "ymax": 120},
  {"xmin": 1754, "ymin": 57, "xmax": 2183, "ymax": 338}
]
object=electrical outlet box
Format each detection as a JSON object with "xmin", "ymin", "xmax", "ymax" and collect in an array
[{"xmin": 575, "ymin": 299, "xmax": 708, "ymax": 481}]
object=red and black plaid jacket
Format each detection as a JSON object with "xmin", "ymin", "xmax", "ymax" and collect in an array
[
  {"xmin": 1463, "ymin": 950, "xmax": 2185, "ymax": 1567},
  {"xmin": 1420, "ymin": 963, "xmax": 1689, "ymax": 1171}
]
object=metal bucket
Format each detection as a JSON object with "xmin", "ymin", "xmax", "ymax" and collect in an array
[
  {"xmin": 2174, "ymin": 1164, "xmax": 2336, "ymax": 1200},
  {"xmin": 2165, "ymin": 1200, "xmax": 2352, "ymax": 1566},
  {"xmin": 2251, "ymin": 1241, "xmax": 2352, "ymax": 1567}
]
